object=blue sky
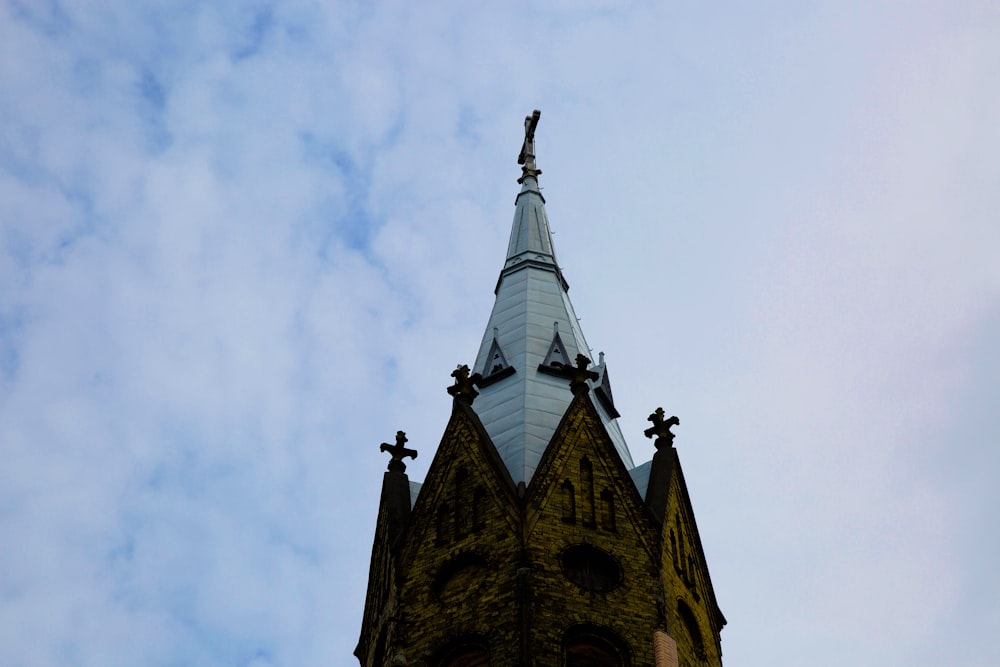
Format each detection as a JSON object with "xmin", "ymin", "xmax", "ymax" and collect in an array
[{"xmin": 1, "ymin": 2, "xmax": 998, "ymax": 665}]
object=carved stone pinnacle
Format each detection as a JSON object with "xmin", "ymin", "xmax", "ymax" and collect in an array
[
  {"xmin": 447, "ymin": 364, "xmax": 482, "ymax": 405},
  {"xmin": 644, "ymin": 408, "xmax": 680, "ymax": 449},
  {"xmin": 379, "ymin": 430, "xmax": 417, "ymax": 472},
  {"xmin": 568, "ymin": 354, "xmax": 600, "ymax": 396}
]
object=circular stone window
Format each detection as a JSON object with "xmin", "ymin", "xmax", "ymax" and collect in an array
[{"xmin": 560, "ymin": 545, "xmax": 623, "ymax": 593}]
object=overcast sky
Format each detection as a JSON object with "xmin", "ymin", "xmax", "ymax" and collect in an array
[{"xmin": 2, "ymin": 2, "xmax": 998, "ymax": 666}]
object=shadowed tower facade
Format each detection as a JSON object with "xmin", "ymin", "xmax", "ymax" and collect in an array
[{"xmin": 356, "ymin": 112, "xmax": 726, "ymax": 667}]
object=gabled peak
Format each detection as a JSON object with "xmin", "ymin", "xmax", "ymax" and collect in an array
[
  {"xmin": 592, "ymin": 352, "xmax": 621, "ymax": 419},
  {"xmin": 541, "ymin": 323, "xmax": 571, "ymax": 369},
  {"xmin": 484, "ymin": 332, "xmax": 510, "ymax": 376},
  {"xmin": 477, "ymin": 327, "xmax": 517, "ymax": 388}
]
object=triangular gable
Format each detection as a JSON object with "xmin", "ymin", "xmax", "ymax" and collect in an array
[
  {"xmin": 484, "ymin": 336, "xmax": 510, "ymax": 376},
  {"xmin": 478, "ymin": 334, "xmax": 516, "ymax": 388},
  {"xmin": 398, "ymin": 401, "xmax": 520, "ymax": 577},
  {"xmin": 593, "ymin": 364, "xmax": 620, "ymax": 419},
  {"xmin": 524, "ymin": 392, "xmax": 656, "ymax": 561},
  {"xmin": 540, "ymin": 329, "xmax": 572, "ymax": 369}
]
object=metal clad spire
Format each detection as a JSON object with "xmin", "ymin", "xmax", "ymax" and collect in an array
[{"xmin": 471, "ymin": 111, "xmax": 634, "ymax": 484}]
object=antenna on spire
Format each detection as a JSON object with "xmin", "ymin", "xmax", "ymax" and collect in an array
[{"xmin": 518, "ymin": 109, "xmax": 542, "ymax": 184}]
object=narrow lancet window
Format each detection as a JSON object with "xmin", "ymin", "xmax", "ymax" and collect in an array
[
  {"xmin": 561, "ymin": 479, "xmax": 577, "ymax": 524},
  {"xmin": 472, "ymin": 487, "xmax": 486, "ymax": 531},
  {"xmin": 580, "ymin": 458, "xmax": 595, "ymax": 527},
  {"xmin": 436, "ymin": 504, "xmax": 451, "ymax": 545},
  {"xmin": 454, "ymin": 468, "xmax": 470, "ymax": 538},
  {"xmin": 600, "ymin": 489, "xmax": 616, "ymax": 532}
]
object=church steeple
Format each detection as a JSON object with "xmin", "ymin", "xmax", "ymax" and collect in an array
[
  {"xmin": 472, "ymin": 110, "xmax": 632, "ymax": 484},
  {"xmin": 356, "ymin": 112, "xmax": 726, "ymax": 667}
]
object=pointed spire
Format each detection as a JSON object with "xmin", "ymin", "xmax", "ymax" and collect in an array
[
  {"xmin": 376, "ymin": 430, "xmax": 414, "ymax": 550},
  {"xmin": 503, "ymin": 110, "xmax": 564, "ymax": 288},
  {"xmin": 470, "ymin": 111, "xmax": 635, "ymax": 484}
]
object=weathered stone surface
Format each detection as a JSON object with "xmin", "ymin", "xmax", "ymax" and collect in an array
[{"xmin": 358, "ymin": 395, "xmax": 725, "ymax": 666}]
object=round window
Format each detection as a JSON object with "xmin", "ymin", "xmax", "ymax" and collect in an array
[{"xmin": 560, "ymin": 545, "xmax": 623, "ymax": 593}]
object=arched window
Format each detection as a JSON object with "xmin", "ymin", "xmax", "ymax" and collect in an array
[
  {"xmin": 564, "ymin": 624, "xmax": 629, "ymax": 667},
  {"xmin": 600, "ymin": 489, "xmax": 616, "ymax": 532},
  {"xmin": 566, "ymin": 640, "xmax": 619, "ymax": 667},
  {"xmin": 678, "ymin": 599, "xmax": 706, "ymax": 660},
  {"xmin": 454, "ymin": 467, "xmax": 470, "ymax": 537},
  {"xmin": 560, "ymin": 545, "xmax": 623, "ymax": 593},
  {"xmin": 580, "ymin": 458, "xmax": 595, "ymax": 526},
  {"xmin": 472, "ymin": 486, "xmax": 486, "ymax": 531},
  {"xmin": 436, "ymin": 503, "xmax": 451, "ymax": 545},
  {"xmin": 435, "ymin": 636, "xmax": 490, "ymax": 667},
  {"xmin": 561, "ymin": 479, "xmax": 577, "ymax": 524},
  {"xmin": 442, "ymin": 647, "xmax": 489, "ymax": 667}
]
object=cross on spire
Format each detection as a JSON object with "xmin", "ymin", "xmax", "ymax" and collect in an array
[
  {"xmin": 644, "ymin": 408, "xmax": 680, "ymax": 449},
  {"xmin": 379, "ymin": 430, "xmax": 417, "ymax": 472},
  {"xmin": 517, "ymin": 109, "xmax": 542, "ymax": 184}
]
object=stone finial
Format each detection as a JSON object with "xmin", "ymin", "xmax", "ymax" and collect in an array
[
  {"xmin": 380, "ymin": 430, "xmax": 417, "ymax": 472},
  {"xmin": 517, "ymin": 109, "xmax": 543, "ymax": 184},
  {"xmin": 644, "ymin": 408, "xmax": 680, "ymax": 449},
  {"xmin": 447, "ymin": 364, "xmax": 483, "ymax": 405},
  {"xmin": 568, "ymin": 354, "xmax": 599, "ymax": 396}
]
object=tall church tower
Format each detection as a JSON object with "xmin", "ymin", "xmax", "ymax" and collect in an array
[{"xmin": 356, "ymin": 112, "xmax": 725, "ymax": 667}]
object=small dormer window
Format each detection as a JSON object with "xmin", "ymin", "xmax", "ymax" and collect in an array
[
  {"xmin": 477, "ymin": 333, "xmax": 516, "ymax": 388},
  {"xmin": 542, "ymin": 329, "xmax": 571, "ymax": 368}
]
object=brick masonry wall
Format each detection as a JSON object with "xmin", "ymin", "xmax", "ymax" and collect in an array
[
  {"xmin": 524, "ymin": 396, "xmax": 664, "ymax": 666},
  {"xmin": 360, "ymin": 396, "xmax": 724, "ymax": 667},
  {"xmin": 392, "ymin": 406, "xmax": 523, "ymax": 666},
  {"xmin": 659, "ymin": 453, "xmax": 724, "ymax": 667}
]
